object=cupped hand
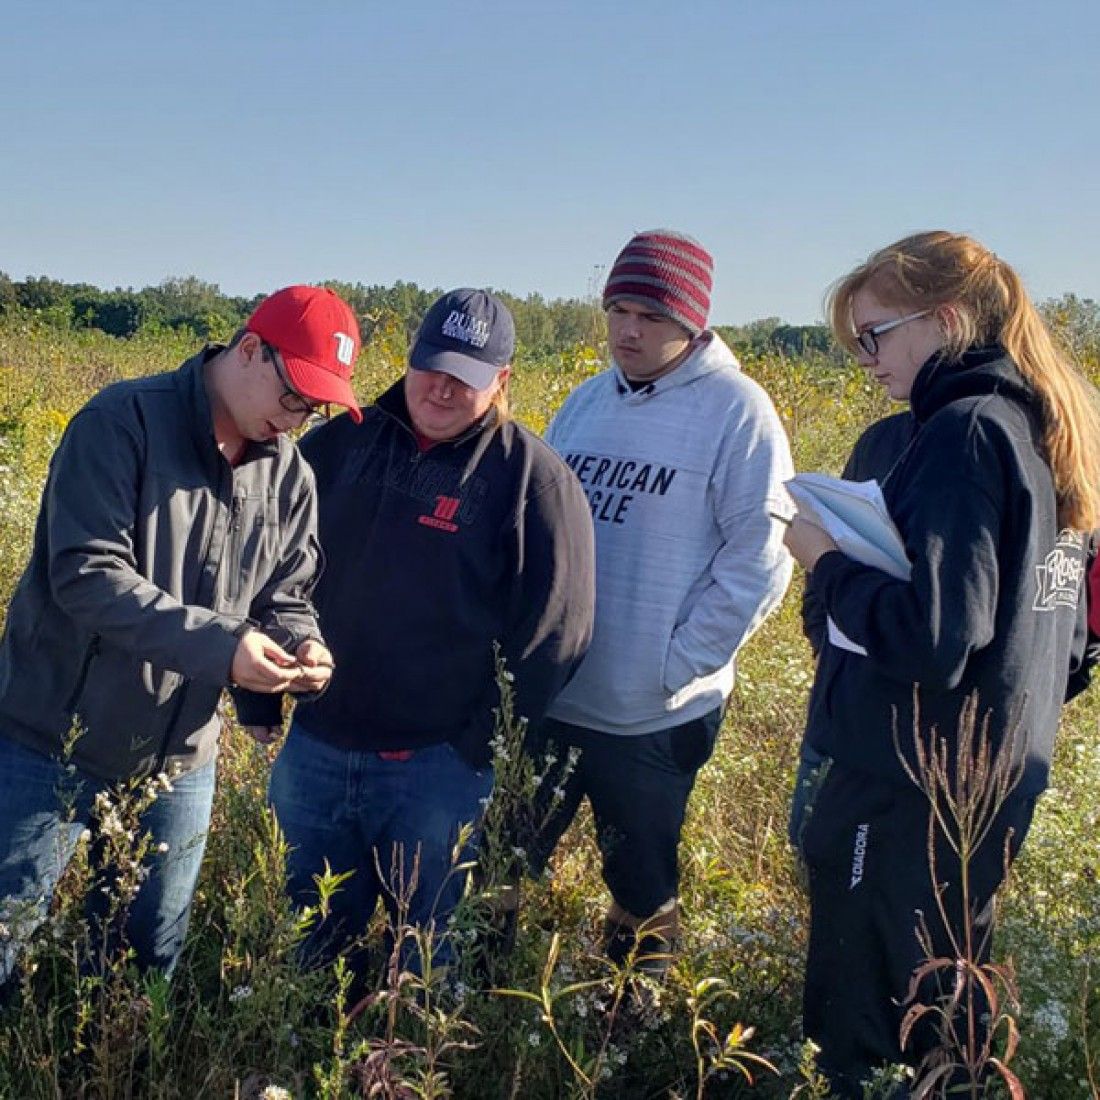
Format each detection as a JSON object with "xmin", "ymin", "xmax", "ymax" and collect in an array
[
  {"xmin": 230, "ymin": 631, "xmax": 301, "ymax": 692},
  {"xmin": 288, "ymin": 638, "xmax": 334, "ymax": 693}
]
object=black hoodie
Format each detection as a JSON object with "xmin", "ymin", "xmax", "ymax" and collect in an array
[
  {"xmin": 290, "ymin": 381, "xmax": 595, "ymax": 768},
  {"xmin": 805, "ymin": 346, "xmax": 1086, "ymax": 795}
]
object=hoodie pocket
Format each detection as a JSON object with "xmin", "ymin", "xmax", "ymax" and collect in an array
[{"xmin": 662, "ymin": 632, "xmax": 694, "ymax": 696}]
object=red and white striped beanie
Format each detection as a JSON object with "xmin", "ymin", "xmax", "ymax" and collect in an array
[{"xmin": 602, "ymin": 229, "xmax": 714, "ymax": 335}]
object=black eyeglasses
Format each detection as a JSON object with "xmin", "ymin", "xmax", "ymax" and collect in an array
[
  {"xmin": 263, "ymin": 345, "xmax": 330, "ymax": 421},
  {"xmin": 855, "ymin": 310, "xmax": 930, "ymax": 356}
]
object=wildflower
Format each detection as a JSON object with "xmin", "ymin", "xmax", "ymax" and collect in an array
[
  {"xmin": 527, "ymin": 1031, "xmax": 541, "ymax": 1047},
  {"xmin": 229, "ymin": 984, "xmax": 254, "ymax": 1002},
  {"xmin": 156, "ymin": 842, "xmax": 169, "ymax": 854},
  {"xmin": 1032, "ymin": 1000, "xmax": 1070, "ymax": 1044},
  {"xmin": 260, "ymin": 1087, "xmax": 292, "ymax": 1100}
]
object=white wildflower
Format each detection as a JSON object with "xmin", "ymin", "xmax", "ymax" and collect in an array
[{"xmin": 1032, "ymin": 1000, "xmax": 1070, "ymax": 1044}]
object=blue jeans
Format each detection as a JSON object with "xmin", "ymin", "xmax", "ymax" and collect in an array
[
  {"xmin": 0, "ymin": 735, "xmax": 215, "ymax": 982},
  {"xmin": 268, "ymin": 723, "xmax": 493, "ymax": 981}
]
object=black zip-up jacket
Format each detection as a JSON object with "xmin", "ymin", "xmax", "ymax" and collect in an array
[
  {"xmin": 805, "ymin": 346, "xmax": 1086, "ymax": 795},
  {"xmin": 0, "ymin": 349, "xmax": 323, "ymax": 782},
  {"xmin": 293, "ymin": 381, "xmax": 595, "ymax": 768},
  {"xmin": 801, "ymin": 412, "xmax": 916, "ymax": 655}
]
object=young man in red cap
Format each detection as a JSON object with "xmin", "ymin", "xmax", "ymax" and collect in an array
[
  {"xmin": 527, "ymin": 230, "xmax": 793, "ymax": 975},
  {"xmin": 0, "ymin": 285, "xmax": 360, "ymax": 983}
]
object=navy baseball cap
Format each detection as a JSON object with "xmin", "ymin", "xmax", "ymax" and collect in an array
[{"xmin": 409, "ymin": 288, "xmax": 516, "ymax": 391}]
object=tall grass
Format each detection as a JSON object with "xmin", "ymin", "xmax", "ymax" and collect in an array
[{"xmin": 0, "ymin": 313, "xmax": 1096, "ymax": 1097}]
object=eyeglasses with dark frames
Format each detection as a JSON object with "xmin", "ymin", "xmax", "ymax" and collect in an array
[
  {"xmin": 855, "ymin": 310, "xmax": 931, "ymax": 356},
  {"xmin": 262, "ymin": 344, "xmax": 330, "ymax": 421}
]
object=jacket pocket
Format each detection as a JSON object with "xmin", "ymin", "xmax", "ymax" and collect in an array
[
  {"xmin": 141, "ymin": 661, "xmax": 184, "ymax": 705},
  {"xmin": 64, "ymin": 636, "xmax": 101, "ymax": 714},
  {"xmin": 225, "ymin": 491, "xmax": 280, "ymax": 607}
]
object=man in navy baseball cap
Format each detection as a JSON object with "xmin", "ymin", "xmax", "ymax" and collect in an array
[
  {"xmin": 264, "ymin": 281, "xmax": 595, "ymax": 995},
  {"xmin": 401, "ymin": 288, "xmax": 516, "ymax": 442},
  {"xmin": 409, "ymin": 288, "xmax": 515, "ymax": 391}
]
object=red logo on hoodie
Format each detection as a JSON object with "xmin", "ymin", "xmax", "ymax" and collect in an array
[{"xmin": 418, "ymin": 494, "xmax": 460, "ymax": 533}]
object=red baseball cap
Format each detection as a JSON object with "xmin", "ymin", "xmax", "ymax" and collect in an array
[{"xmin": 246, "ymin": 286, "xmax": 363, "ymax": 423}]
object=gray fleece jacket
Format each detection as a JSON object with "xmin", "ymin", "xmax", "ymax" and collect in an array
[{"xmin": 0, "ymin": 348, "xmax": 322, "ymax": 782}]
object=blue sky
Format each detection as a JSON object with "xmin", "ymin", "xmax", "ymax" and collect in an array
[{"xmin": 3, "ymin": 0, "xmax": 1097, "ymax": 324}]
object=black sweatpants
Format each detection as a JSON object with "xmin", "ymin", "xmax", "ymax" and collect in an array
[
  {"xmin": 523, "ymin": 709, "xmax": 722, "ymax": 919},
  {"xmin": 801, "ymin": 763, "xmax": 1035, "ymax": 1098}
]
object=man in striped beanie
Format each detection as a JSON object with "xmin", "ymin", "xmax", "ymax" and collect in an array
[
  {"xmin": 521, "ymin": 228, "xmax": 794, "ymax": 980},
  {"xmin": 602, "ymin": 228, "xmax": 714, "ymax": 338}
]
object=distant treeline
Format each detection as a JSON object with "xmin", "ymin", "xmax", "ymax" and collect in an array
[
  {"xmin": 2, "ymin": 272, "xmax": 1096, "ymax": 363},
  {"xmin": 0, "ymin": 273, "xmax": 605, "ymax": 354},
  {"xmin": 0, "ymin": 272, "xmax": 840, "ymax": 360}
]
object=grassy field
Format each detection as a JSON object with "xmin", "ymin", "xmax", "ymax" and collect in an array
[{"xmin": 0, "ymin": 312, "xmax": 1096, "ymax": 1098}]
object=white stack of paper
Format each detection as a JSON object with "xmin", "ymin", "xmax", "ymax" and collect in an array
[{"xmin": 785, "ymin": 474, "xmax": 911, "ymax": 655}]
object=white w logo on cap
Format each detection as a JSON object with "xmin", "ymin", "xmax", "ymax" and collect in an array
[{"xmin": 333, "ymin": 332, "xmax": 355, "ymax": 366}]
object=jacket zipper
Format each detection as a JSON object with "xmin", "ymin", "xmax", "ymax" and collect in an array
[
  {"xmin": 152, "ymin": 459, "xmax": 233, "ymax": 776},
  {"xmin": 225, "ymin": 495, "xmax": 244, "ymax": 603}
]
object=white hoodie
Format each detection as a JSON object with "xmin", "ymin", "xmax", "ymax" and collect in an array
[{"xmin": 545, "ymin": 331, "xmax": 793, "ymax": 735}]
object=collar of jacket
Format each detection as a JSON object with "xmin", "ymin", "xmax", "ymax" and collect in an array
[
  {"xmin": 610, "ymin": 329, "xmax": 740, "ymax": 401},
  {"xmin": 908, "ymin": 343, "xmax": 1035, "ymax": 424},
  {"xmin": 180, "ymin": 345, "xmax": 281, "ymax": 468}
]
